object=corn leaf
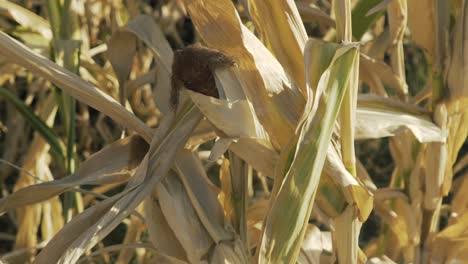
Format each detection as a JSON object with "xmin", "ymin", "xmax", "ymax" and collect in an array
[
  {"xmin": 258, "ymin": 41, "xmax": 359, "ymax": 262},
  {"xmin": 0, "ymin": 32, "xmax": 153, "ymax": 142},
  {"xmin": 0, "ymin": 86, "xmax": 65, "ymax": 159}
]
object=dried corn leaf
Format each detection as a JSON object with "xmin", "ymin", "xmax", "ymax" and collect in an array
[
  {"xmin": 355, "ymin": 96, "xmax": 446, "ymax": 143},
  {"xmin": 174, "ymin": 150, "xmax": 233, "ymax": 243},
  {"xmin": 108, "ymin": 30, "xmax": 136, "ymax": 104},
  {"xmin": 388, "ymin": 0, "xmax": 407, "ymax": 46},
  {"xmin": 325, "ymin": 145, "xmax": 373, "ymax": 222},
  {"xmin": 426, "ymin": 212, "xmax": 468, "ymax": 263},
  {"xmin": 248, "ymin": 0, "xmax": 308, "ymax": 95},
  {"xmin": 116, "ymin": 205, "xmax": 145, "ymax": 264},
  {"xmin": 156, "ymin": 173, "xmax": 213, "ymax": 263},
  {"xmin": 13, "ymin": 94, "xmax": 57, "ymax": 258},
  {"xmin": 366, "ymin": 256, "xmax": 397, "ymax": 264},
  {"xmin": 145, "ymin": 192, "xmax": 188, "ymax": 262},
  {"xmin": 296, "ymin": 2, "xmax": 335, "ymax": 27},
  {"xmin": 359, "ymin": 54, "xmax": 406, "ymax": 98},
  {"xmin": 210, "ymin": 239, "xmax": 248, "ymax": 263},
  {"xmin": 34, "ymin": 194, "xmax": 123, "ymax": 264},
  {"xmin": 0, "ymin": 32, "xmax": 152, "ymax": 142},
  {"xmin": 298, "ymin": 225, "xmax": 332, "ymax": 264},
  {"xmin": 229, "ymin": 138, "xmax": 278, "ymax": 177},
  {"xmin": 146, "ymin": 254, "xmax": 188, "ymax": 264},
  {"xmin": 187, "ymin": 90, "xmax": 267, "ymax": 141},
  {"xmin": 0, "ymin": 135, "xmax": 147, "ymax": 214},
  {"xmin": 184, "ymin": 0, "xmax": 305, "ymax": 149},
  {"xmin": 446, "ymin": 1, "xmax": 468, "ymax": 100},
  {"xmin": 247, "ymin": 199, "xmax": 269, "ymax": 250},
  {"xmin": 334, "ymin": 205, "xmax": 362, "ymax": 264},
  {"xmin": 35, "ymin": 104, "xmax": 202, "ymax": 263},
  {"xmin": 186, "ymin": 89, "xmax": 277, "ymax": 176},
  {"xmin": 407, "ymin": 0, "xmax": 434, "ymax": 54},
  {"xmin": 110, "ymin": 15, "xmax": 174, "ymax": 114},
  {"xmin": 451, "ymin": 171, "xmax": 468, "ymax": 218}
]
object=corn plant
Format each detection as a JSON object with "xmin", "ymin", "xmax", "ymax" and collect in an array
[{"xmin": 0, "ymin": 0, "xmax": 466, "ymax": 263}]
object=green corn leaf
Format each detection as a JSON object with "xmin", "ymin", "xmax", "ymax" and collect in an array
[
  {"xmin": 0, "ymin": 86, "xmax": 65, "ymax": 159},
  {"xmin": 352, "ymin": 0, "xmax": 387, "ymax": 40},
  {"xmin": 258, "ymin": 41, "xmax": 359, "ymax": 263}
]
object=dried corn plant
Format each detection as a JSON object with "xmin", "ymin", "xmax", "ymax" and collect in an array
[{"xmin": 0, "ymin": 0, "xmax": 466, "ymax": 263}]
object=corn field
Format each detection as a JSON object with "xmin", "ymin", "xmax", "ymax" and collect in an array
[{"xmin": 0, "ymin": 0, "xmax": 466, "ymax": 263}]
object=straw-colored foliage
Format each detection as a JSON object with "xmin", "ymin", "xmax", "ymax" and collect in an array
[{"xmin": 0, "ymin": 0, "xmax": 466, "ymax": 263}]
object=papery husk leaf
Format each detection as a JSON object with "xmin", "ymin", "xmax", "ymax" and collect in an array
[
  {"xmin": 298, "ymin": 225, "xmax": 332, "ymax": 264},
  {"xmin": 186, "ymin": 89, "xmax": 277, "ymax": 176},
  {"xmin": 356, "ymin": 95, "xmax": 446, "ymax": 143}
]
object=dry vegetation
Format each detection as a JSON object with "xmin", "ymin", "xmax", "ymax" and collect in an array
[{"xmin": 0, "ymin": 0, "xmax": 467, "ymax": 263}]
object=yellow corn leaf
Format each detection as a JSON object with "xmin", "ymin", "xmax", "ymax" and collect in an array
[
  {"xmin": 325, "ymin": 145, "xmax": 373, "ymax": 222},
  {"xmin": 451, "ymin": 171, "xmax": 468, "ymax": 219},
  {"xmin": 13, "ymin": 94, "xmax": 57, "ymax": 261},
  {"xmin": 407, "ymin": 0, "xmax": 434, "ymax": 55},
  {"xmin": 334, "ymin": 205, "xmax": 362, "ymax": 264},
  {"xmin": 0, "ymin": 0, "xmax": 52, "ymax": 39},
  {"xmin": 440, "ymin": 100, "xmax": 468, "ymax": 194},
  {"xmin": 388, "ymin": 0, "xmax": 407, "ymax": 46},
  {"xmin": 248, "ymin": 0, "xmax": 308, "ymax": 95},
  {"xmin": 426, "ymin": 212, "xmax": 468, "ymax": 263},
  {"xmin": 183, "ymin": 0, "xmax": 305, "ymax": 149}
]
